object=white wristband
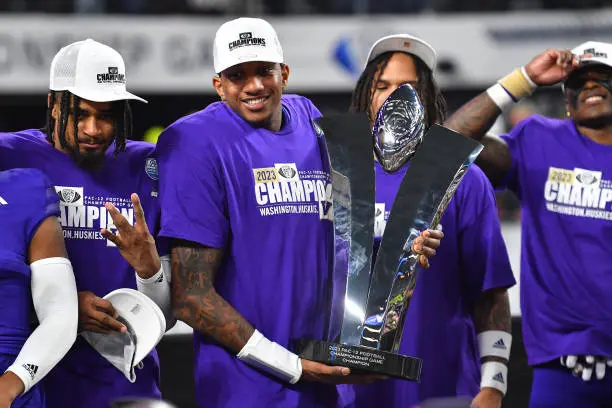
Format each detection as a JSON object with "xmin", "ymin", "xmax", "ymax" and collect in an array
[
  {"xmin": 478, "ymin": 330, "xmax": 512, "ymax": 360},
  {"xmin": 521, "ymin": 66, "xmax": 537, "ymax": 89},
  {"xmin": 237, "ymin": 329, "xmax": 302, "ymax": 384},
  {"xmin": 481, "ymin": 361, "xmax": 508, "ymax": 395},
  {"xmin": 486, "ymin": 83, "xmax": 515, "ymax": 111},
  {"xmin": 136, "ymin": 258, "xmax": 175, "ymax": 331}
]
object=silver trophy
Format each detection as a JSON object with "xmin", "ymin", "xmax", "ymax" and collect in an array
[{"xmin": 297, "ymin": 84, "xmax": 482, "ymax": 380}]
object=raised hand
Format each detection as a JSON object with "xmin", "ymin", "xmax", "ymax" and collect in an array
[
  {"xmin": 524, "ymin": 49, "xmax": 579, "ymax": 86},
  {"xmin": 101, "ymin": 193, "xmax": 160, "ymax": 279}
]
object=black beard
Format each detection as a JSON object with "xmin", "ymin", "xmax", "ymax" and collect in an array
[{"xmin": 70, "ymin": 148, "xmax": 106, "ymax": 171}]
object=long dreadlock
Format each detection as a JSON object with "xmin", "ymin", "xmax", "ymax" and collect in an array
[
  {"xmin": 44, "ymin": 90, "xmax": 133, "ymax": 158},
  {"xmin": 349, "ymin": 51, "xmax": 447, "ymax": 129}
]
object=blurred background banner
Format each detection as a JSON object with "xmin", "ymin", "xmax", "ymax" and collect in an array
[{"xmin": 1, "ymin": 10, "xmax": 612, "ymax": 93}]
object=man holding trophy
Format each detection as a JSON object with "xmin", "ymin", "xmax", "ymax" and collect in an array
[
  {"xmin": 157, "ymin": 17, "xmax": 442, "ymax": 408},
  {"xmin": 335, "ymin": 35, "xmax": 516, "ymax": 408}
]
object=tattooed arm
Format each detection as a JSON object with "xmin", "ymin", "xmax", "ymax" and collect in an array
[
  {"xmin": 444, "ymin": 96, "xmax": 512, "ymax": 187},
  {"xmin": 170, "ymin": 239, "xmax": 364, "ymax": 384},
  {"xmin": 171, "ymin": 239, "xmax": 254, "ymax": 353}
]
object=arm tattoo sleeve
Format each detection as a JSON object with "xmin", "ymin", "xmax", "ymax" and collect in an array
[
  {"xmin": 171, "ymin": 241, "xmax": 254, "ymax": 353},
  {"xmin": 444, "ymin": 93, "xmax": 513, "ymax": 186},
  {"xmin": 443, "ymin": 93, "xmax": 501, "ymax": 141},
  {"xmin": 473, "ymin": 288, "xmax": 512, "ymax": 363}
]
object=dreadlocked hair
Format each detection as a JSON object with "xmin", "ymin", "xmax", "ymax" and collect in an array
[
  {"xmin": 112, "ymin": 100, "xmax": 132, "ymax": 156},
  {"xmin": 44, "ymin": 91, "xmax": 133, "ymax": 157},
  {"xmin": 349, "ymin": 51, "xmax": 447, "ymax": 129}
]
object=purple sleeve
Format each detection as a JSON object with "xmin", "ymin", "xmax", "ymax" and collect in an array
[
  {"xmin": 156, "ymin": 124, "xmax": 229, "ymax": 248},
  {"xmin": 25, "ymin": 169, "xmax": 61, "ymax": 244},
  {"xmin": 498, "ymin": 118, "xmax": 531, "ymax": 197},
  {"xmin": 457, "ymin": 166, "xmax": 516, "ymax": 301}
]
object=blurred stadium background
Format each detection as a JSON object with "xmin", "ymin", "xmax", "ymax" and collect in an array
[{"xmin": 1, "ymin": 1, "xmax": 610, "ymax": 406}]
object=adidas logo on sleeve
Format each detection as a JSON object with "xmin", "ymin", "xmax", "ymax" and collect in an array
[
  {"xmin": 23, "ymin": 364, "xmax": 39, "ymax": 379},
  {"xmin": 493, "ymin": 338, "xmax": 507, "ymax": 350},
  {"xmin": 492, "ymin": 371, "xmax": 505, "ymax": 384}
]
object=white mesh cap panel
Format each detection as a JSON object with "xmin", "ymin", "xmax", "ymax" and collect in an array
[
  {"xmin": 47, "ymin": 38, "xmax": 146, "ymax": 103},
  {"xmin": 49, "ymin": 40, "xmax": 85, "ymax": 91}
]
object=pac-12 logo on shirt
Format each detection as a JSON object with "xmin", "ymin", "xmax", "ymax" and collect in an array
[
  {"xmin": 145, "ymin": 158, "xmax": 159, "ymax": 180},
  {"xmin": 55, "ymin": 186, "xmax": 84, "ymax": 206}
]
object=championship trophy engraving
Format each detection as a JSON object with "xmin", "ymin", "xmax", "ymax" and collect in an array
[{"xmin": 296, "ymin": 84, "xmax": 483, "ymax": 381}]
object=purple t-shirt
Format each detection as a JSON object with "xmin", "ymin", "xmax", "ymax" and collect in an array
[
  {"xmin": 157, "ymin": 95, "xmax": 339, "ymax": 408},
  {"xmin": 0, "ymin": 168, "xmax": 59, "ymax": 408},
  {"xmin": 499, "ymin": 115, "xmax": 612, "ymax": 365},
  {"xmin": 0, "ymin": 130, "xmax": 162, "ymax": 407},
  {"xmin": 346, "ymin": 161, "xmax": 515, "ymax": 408}
]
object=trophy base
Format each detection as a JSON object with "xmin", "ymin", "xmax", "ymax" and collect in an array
[{"xmin": 295, "ymin": 339, "xmax": 422, "ymax": 381}]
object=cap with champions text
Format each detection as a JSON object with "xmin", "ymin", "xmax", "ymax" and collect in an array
[
  {"xmin": 50, "ymin": 38, "xmax": 147, "ymax": 103},
  {"xmin": 365, "ymin": 34, "xmax": 437, "ymax": 72},
  {"xmin": 571, "ymin": 41, "xmax": 612, "ymax": 70},
  {"xmin": 213, "ymin": 17, "xmax": 284, "ymax": 74}
]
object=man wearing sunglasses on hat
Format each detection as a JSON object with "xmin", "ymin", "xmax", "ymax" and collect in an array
[{"xmin": 444, "ymin": 41, "xmax": 612, "ymax": 407}]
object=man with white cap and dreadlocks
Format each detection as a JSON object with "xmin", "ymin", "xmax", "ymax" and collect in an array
[
  {"xmin": 0, "ymin": 39, "xmax": 173, "ymax": 408},
  {"xmin": 342, "ymin": 33, "xmax": 515, "ymax": 408}
]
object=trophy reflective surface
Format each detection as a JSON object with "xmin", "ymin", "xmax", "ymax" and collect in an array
[{"xmin": 296, "ymin": 84, "xmax": 483, "ymax": 381}]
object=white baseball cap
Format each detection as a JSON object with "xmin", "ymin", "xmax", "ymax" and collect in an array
[
  {"xmin": 365, "ymin": 34, "xmax": 437, "ymax": 72},
  {"xmin": 104, "ymin": 288, "xmax": 166, "ymax": 366},
  {"xmin": 50, "ymin": 39, "xmax": 147, "ymax": 103},
  {"xmin": 82, "ymin": 288, "xmax": 165, "ymax": 382},
  {"xmin": 213, "ymin": 17, "xmax": 284, "ymax": 74},
  {"xmin": 572, "ymin": 41, "xmax": 612, "ymax": 69}
]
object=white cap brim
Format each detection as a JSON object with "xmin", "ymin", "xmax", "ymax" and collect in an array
[
  {"xmin": 104, "ymin": 288, "xmax": 165, "ymax": 365},
  {"xmin": 56, "ymin": 87, "xmax": 148, "ymax": 104},
  {"xmin": 215, "ymin": 47, "xmax": 283, "ymax": 74},
  {"xmin": 577, "ymin": 57, "xmax": 612, "ymax": 70},
  {"xmin": 365, "ymin": 34, "xmax": 437, "ymax": 72}
]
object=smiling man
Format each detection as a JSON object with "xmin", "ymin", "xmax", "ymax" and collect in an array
[
  {"xmin": 155, "ymin": 17, "xmax": 444, "ymax": 408},
  {"xmin": 444, "ymin": 41, "xmax": 612, "ymax": 407}
]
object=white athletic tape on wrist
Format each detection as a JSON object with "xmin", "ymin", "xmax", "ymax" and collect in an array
[
  {"xmin": 136, "ymin": 257, "xmax": 174, "ymax": 330},
  {"xmin": 478, "ymin": 331, "xmax": 512, "ymax": 360},
  {"xmin": 486, "ymin": 83, "xmax": 515, "ymax": 111},
  {"xmin": 481, "ymin": 361, "xmax": 508, "ymax": 395},
  {"xmin": 237, "ymin": 329, "xmax": 302, "ymax": 384}
]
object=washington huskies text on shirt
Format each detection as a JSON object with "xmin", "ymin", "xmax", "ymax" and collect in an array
[
  {"xmin": 253, "ymin": 163, "xmax": 333, "ymax": 220},
  {"xmin": 544, "ymin": 166, "xmax": 612, "ymax": 221}
]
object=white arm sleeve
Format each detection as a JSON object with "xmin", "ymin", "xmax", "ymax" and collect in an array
[
  {"xmin": 136, "ymin": 255, "xmax": 176, "ymax": 330},
  {"xmin": 6, "ymin": 257, "xmax": 78, "ymax": 394}
]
